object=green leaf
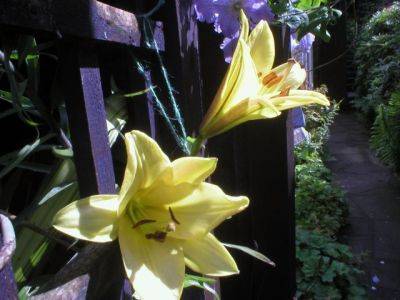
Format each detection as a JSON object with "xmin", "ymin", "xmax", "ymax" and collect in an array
[
  {"xmin": 223, "ymin": 243, "xmax": 275, "ymax": 266},
  {"xmin": 296, "ymin": 0, "xmax": 324, "ymax": 10},
  {"xmin": 183, "ymin": 274, "xmax": 219, "ymax": 299},
  {"xmin": 0, "ymin": 133, "xmax": 54, "ymax": 179},
  {"xmin": 52, "ymin": 147, "xmax": 73, "ymax": 159},
  {"xmin": 37, "ymin": 182, "xmax": 76, "ymax": 205}
]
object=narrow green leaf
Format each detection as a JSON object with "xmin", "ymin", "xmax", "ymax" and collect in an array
[
  {"xmin": 223, "ymin": 243, "xmax": 275, "ymax": 267},
  {"xmin": 52, "ymin": 147, "xmax": 73, "ymax": 159},
  {"xmin": 0, "ymin": 133, "xmax": 54, "ymax": 179},
  {"xmin": 38, "ymin": 182, "xmax": 76, "ymax": 205},
  {"xmin": 184, "ymin": 274, "xmax": 219, "ymax": 299}
]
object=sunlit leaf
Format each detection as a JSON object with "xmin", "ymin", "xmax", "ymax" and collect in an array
[{"xmin": 223, "ymin": 243, "xmax": 275, "ymax": 267}]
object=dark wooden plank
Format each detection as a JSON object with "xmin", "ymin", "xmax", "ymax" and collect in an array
[
  {"xmin": 314, "ymin": 1, "xmax": 347, "ymax": 106},
  {"xmin": 157, "ymin": 0, "xmax": 204, "ymax": 149},
  {"xmin": 61, "ymin": 43, "xmax": 116, "ymax": 196},
  {"xmin": 59, "ymin": 43, "xmax": 130, "ymax": 299},
  {"xmin": 0, "ymin": 0, "xmax": 163, "ymax": 49},
  {"xmin": 201, "ymin": 24, "xmax": 296, "ymax": 299},
  {"xmin": 244, "ymin": 27, "xmax": 296, "ymax": 300}
]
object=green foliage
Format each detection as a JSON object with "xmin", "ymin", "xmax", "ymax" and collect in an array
[
  {"xmin": 352, "ymin": 2, "xmax": 400, "ymax": 120},
  {"xmin": 295, "ymin": 95, "xmax": 365, "ymax": 298},
  {"xmin": 370, "ymin": 92, "xmax": 400, "ymax": 171},
  {"xmin": 269, "ymin": 0, "xmax": 342, "ymax": 41},
  {"xmin": 300, "ymin": 86, "xmax": 340, "ymax": 155},
  {"xmin": 296, "ymin": 228, "xmax": 366, "ymax": 299},
  {"xmin": 295, "ymin": 159, "xmax": 347, "ymax": 236}
]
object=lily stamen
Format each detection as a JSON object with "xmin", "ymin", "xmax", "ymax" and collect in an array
[
  {"xmin": 132, "ymin": 219, "xmax": 157, "ymax": 229},
  {"xmin": 169, "ymin": 207, "xmax": 181, "ymax": 225}
]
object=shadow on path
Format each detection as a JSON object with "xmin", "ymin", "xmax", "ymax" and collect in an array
[{"xmin": 327, "ymin": 112, "xmax": 400, "ymax": 299}]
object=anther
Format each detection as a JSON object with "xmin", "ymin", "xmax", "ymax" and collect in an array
[
  {"xmin": 262, "ymin": 72, "xmax": 276, "ymax": 85},
  {"xmin": 168, "ymin": 207, "xmax": 180, "ymax": 225},
  {"xmin": 279, "ymin": 87, "xmax": 290, "ymax": 97},
  {"xmin": 132, "ymin": 219, "xmax": 156, "ymax": 229},
  {"xmin": 145, "ymin": 231, "xmax": 167, "ymax": 243}
]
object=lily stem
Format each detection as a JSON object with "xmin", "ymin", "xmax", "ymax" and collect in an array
[{"xmin": 189, "ymin": 136, "xmax": 206, "ymax": 156}]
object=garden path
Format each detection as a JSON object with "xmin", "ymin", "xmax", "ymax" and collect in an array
[{"xmin": 327, "ymin": 112, "xmax": 400, "ymax": 299}]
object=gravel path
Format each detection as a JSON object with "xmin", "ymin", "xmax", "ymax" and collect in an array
[{"xmin": 327, "ymin": 112, "xmax": 400, "ymax": 299}]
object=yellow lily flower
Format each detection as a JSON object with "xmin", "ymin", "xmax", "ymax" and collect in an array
[
  {"xmin": 198, "ymin": 10, "xmax": 329, "ymax": 142},
  {"xmin": 53, "ymin": 130, "xmax": 249, "ymax": 300}
]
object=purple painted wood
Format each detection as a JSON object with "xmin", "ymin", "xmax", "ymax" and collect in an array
[
  {"xmin": 58, "ymin": 43, "xmax": 131, "ymax": 299},
  {"xmin": 0, "ymin": 0, "xmax": 140, "ymax": 47},
  {"xmin": 0, "ymin": 0, "xmax": 165, "ymax": 51},
  {"xmin": 60, "ymin": 44, "xmax": 116, "ymax": 196}
]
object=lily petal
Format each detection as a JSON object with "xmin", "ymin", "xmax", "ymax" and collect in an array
[
  {"xmin": 238, "ymin": 9, "xmax": 250, "ymax": 42},
  {"xmin": 53, "ymin": 195, "xmax": 119, "ymax": 242},
  {"xmin": 289, "ymin": 90, "xmax": 330, "ymax": 105},
  {"xmin": 201, "ymin": 97, "xmax": 281, "ymax": 137},
  {"xmin": 259, "ymin": 60, "xmax": 305, "ymax": 95},
  {"xmin": 157, "ymin": 157, "xmax": 218, "ymax": 185},
  {"xmin": 270, "ymin": 93, "xmax": 330, "ymax": 111},
  {"xmin": 200, "ymin": 40, "xmax": 259, "ymax": 136},
  {"xmin": 119, "ymin": 131, "xmax": 170, "ymax": 214},
  {"xmin": 167, "ymin": 182, "xmax": 249, "ymax": 239},
  {"xmin": 183, "ymin": 233, "xmax": 239, "ymax": 276},
  {"xmin": 119, "ymin": 215, "xmax": 184, "ymax": 300},
  {"xmin": 248, "ymin": 20, "xmax": 275, "ymax": 75},
  {"xmin": 281, "ymin": 62, "xmax": 306, "ymax": 90}
]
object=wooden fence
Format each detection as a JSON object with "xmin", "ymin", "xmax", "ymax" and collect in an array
[{"xmin": 0, "ymin": 1, "xmax": 295, "ymax": 299}]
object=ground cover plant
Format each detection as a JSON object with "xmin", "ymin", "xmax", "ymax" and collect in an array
[{"xmin": 295, "ymin": 93, "xmax": 365, "ymax": 298}]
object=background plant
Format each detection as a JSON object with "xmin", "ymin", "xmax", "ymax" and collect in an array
[
  {"xmin": 352, "ymin": 2, "xmax": 400, "ymax": 121},
  {"xmin": 295, "ymin": 90, "xmax": 365, "ymax": 298},
  {"xmin": 370, "ymin": 92, "xmax": 400, "ymax": 172}
]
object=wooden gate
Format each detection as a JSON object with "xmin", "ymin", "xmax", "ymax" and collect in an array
[{"xmin": 0, "ymin": 1, "xmax": 295, "ymax": 299}]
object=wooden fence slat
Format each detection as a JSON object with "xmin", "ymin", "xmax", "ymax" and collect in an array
[
  {"xmin": 61, "ymin": 44, "xmax": 116, "ymax": 196},
  {"xmin": 200, "ymin": 25, "xmax": 296, "ymax": 299},
  {"xmin": 59, "ymin": 43, "xmax": 131, "ymax": 299},
  {"xmin": 0, "ymin": 0, "xmax": 140, "ymax": 47},
  {"xmin": 243, "ymin": 28, "xmax": 296, "ymax": 299}
]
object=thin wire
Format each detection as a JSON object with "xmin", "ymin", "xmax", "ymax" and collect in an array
[
  {"xmin": 142, "ymin": 18, "xmax": 190, "ymax": 154},
  {"xmin": 136, "ymin": 61, "xmax": 189, "ymax": 153}
]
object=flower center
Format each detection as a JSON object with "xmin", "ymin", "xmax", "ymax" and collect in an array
[{"xmin": 127, "ymin": 201, "xmax": 180, "ymax": 243}]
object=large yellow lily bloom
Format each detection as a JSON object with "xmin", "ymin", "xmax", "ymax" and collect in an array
[
  {"xmin": 198, "ymin": 11, "xmax": 329, "ymax": 141},
  {"xmin": 53, "ymin": 130, "xmax": 249, "ymax": 300}
]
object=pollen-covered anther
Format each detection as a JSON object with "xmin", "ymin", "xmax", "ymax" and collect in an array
[
  {"xmin": 279, "ymin": 87, "xmax": 291, "ymax": 97},
  {"xmin": 145, "ymin": 231, "xmax": 167, "ymax": 243},
  {"xmin": 262, "ymin": 72, "xmax": 279, "ymax": 86}
]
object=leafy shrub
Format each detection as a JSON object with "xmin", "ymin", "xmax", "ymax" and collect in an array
[
  {"xmin": 352, "ymin": 2, "xmax": 400, "ymax": 120},
  {"xmin": 296, "ymin": 160, "xmax": 347, "ymax": 237},
  {"xmin": 370, "ymin": 91, "xmax": 400, "ymax": 171},
  {"xmin": 296, "ymin": 228, "xmax": 366, "ymax": 299},
  {"xmin": 299, "ymin": 86, "xmax": 340, "ymax": 156},
  {"xmin": 295, "ymin": 92, "xmax": 345, "ymax": 237},
  {"xmin": 295, "ymin": 95, "xmax": 365, "ymax": 297}
]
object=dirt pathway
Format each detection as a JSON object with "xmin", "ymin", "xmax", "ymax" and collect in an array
[{"xmin": 327, "ymin": 112, "xmax": 400, "ymax": 299}]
